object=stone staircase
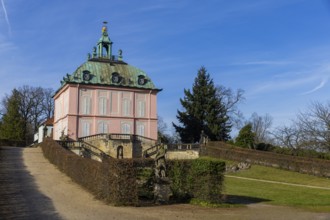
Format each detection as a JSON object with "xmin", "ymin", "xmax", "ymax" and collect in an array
[{"xmin": 57, "ymin": 139, "xmax": 109, "ymax": 162}]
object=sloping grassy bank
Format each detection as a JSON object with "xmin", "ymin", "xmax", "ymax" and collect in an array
[{"xmin": 224, "ymin": 163, "xmax": 330, "ymax": 212}]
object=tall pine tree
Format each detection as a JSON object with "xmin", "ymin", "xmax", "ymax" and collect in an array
[
  {"xmin": 173, "ymin": 67, "xmax": 231, "ymax": 143},
  {"xmin": 0, "ymin": 89, "xmax": 25, "ymax": 141}
]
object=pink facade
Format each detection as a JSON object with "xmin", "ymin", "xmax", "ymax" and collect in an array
[
  {"xmin": 54, "ymin": 84, "xmax": 159, "ymax": 140},
  {"xmin": 53, "ymin": 24, "xmax": 160, "ymax": 141}
]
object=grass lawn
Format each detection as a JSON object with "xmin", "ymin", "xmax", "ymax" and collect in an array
[{"xmin": 223, "ymin": 163, "xmax": 330, "ymax": 212}]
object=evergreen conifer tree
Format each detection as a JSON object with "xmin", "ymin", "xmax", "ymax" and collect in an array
[
  {"xmin": 173, "ymin": 67, "xmax": 231, "ymax": 143},
  {"xmin": 0, "ymin": 89, "xmax": 25, "ymax": 141},
  {"xmin": 235, "ymin": 123, "xmax": 255, "ymax": 148}
]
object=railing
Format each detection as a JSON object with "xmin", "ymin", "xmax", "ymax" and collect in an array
[
  {"xmin": 57, "ymin": 140, "xmax": 108, "ymax": 161},
  {"xmin": 71, "ymin": 133, "xmax": 159, "ymax": 159},
  {"xmin": 79, "ymin": 133, "xmax": 157, "ymax": 144},
  {"xmin": 80, "ymin": 140, "xmax": 107, "ymax": 158},
  {"xmin": 109, "ymin": 133, "xmax": 132, "ymax": 140},
  {"xmin": 134, "ymin": 135, "xmax": 157, "ymax": 145},
  {"xmin": 143, "ymin": 144, "xmax": 160, "ymax": 158},
  {"xmin": 167, "ymin": 143, "xmax": 200, "ymax": 151},
  {"xmin": 78, "ymin": 133, "xmax": 108, "ymax": 142},
  {"xmin": 142, "ymin": 143, "xmax": 201, "ymax": 158},
  {"xmin": 57, "ymin": 140, "xmax": 81, "ymax": 149}
]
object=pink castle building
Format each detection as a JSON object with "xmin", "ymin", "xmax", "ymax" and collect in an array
[{"xmin": 53, "ymin": 23, "xmax": 161, "ymax": 141}]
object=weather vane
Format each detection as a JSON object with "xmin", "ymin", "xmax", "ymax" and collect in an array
[{"xmin": 102, "ymin": 21, "xmax": 108, "ymax": 33}]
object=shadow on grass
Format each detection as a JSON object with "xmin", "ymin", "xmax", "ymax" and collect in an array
[
  {"xmin": 138, "ymin": 192, "xmax": 271, "ymax": 207},
  {"xmin": 223, "ymin": 194, "xmax": 271, "ymax": 205},
  {"xmin": 0, "ymin": 146, "xmax": 62, "ymax": 219}
]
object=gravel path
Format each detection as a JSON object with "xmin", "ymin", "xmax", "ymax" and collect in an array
[{"xmin": 1, "ymin": 146, "xmax": 330, "ymax": 220}]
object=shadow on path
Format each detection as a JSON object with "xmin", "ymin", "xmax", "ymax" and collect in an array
[
  {"xmin": 0, "ymin": 146, "xmax": 62, "ymax": 220},
  {"xmin": 223, "ymin": 194, "xmax": 271, "ymax": 205}
]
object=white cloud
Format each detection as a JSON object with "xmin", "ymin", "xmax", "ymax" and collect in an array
[
  {"xmin": 1, "ymin": 0, "xmax": 11, "ymax": 35},
  {"xmin": 0, "ymin": 41, "xmax": 15, "ymax": 52},
  {"xmin": 231, "ymin": 60, "xmax": 294, "ymax": 66},
  {"xmin": 249, "ymin": 76, "xmax": 310, "ymax": 95},
  {"xmin": 301, "ymin": 78, "xmax": 328, "ymax": 95},
  {"xmin": 248, "ymin": 64, "xmax": 330, "ymax": 96}
]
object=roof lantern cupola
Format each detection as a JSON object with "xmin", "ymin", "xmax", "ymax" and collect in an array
[{"xmin": 96, "ymin": 21, "xmax": 113, "ymax": 59}]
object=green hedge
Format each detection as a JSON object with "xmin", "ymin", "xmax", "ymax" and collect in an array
[
  {"xmin": 41, "ymin": 138, "xmax": 225, "ymax": 206},
  {"xmin": 168, "ymin": 158, "xmax": 225, "ymax": 203},
  {"xmin": 41, "ymin": 138, "xmax": 141, "ymax": 205}
]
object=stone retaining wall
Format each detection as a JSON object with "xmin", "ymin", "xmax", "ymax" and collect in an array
[{"xmin": 203, "ymin": 141, "xmax": 330, "ymax": 178}]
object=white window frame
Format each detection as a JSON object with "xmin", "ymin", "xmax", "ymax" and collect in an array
[
  {"xmin": 121, "ymin": 122, "xmax": 131, "ymax": 134},
  {"xmin": 110, "ymin": 91, "xmax": 119, "ymax": 115},
  {"xmin": 82, "ymin": 96, "xmax": 91, "ymax": 115},
  {"xmin": 82, "ymin": 121, "xmax": 91, "ymax": 137},
  {"xmin": 137, "ymin": 100, "xmax": 146, "ymax": 117},
  {"xmin": 137, "ymin": 123, "xmax": 145, "ymax": 137},
  {"xmin": 98, "ymin": 96, "xmax": 107, "ymax": 115},
  {"xmin": 98, "ymin": 121, "xmax": 108, "ymax": 134},
  {"xmin": 122, "ymin": 98, "xmax": 131, "ymax": 116}
]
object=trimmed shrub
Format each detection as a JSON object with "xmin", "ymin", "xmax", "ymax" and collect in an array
[
  {"xmin": 40, "ymin": 138, "xmax": 226, "ymax": 206},
  {"xmin": 41, "ymin": 138, "xmax": 139, "ymax": 205},
  {"xmin": 167, "ymin": 158, "xmax": 225, "ymax": 203},
  {"xmin": 167, "ymin": 160, "xmax": 191, "ymax": 201},
  {"xmin": 189, "ymin": 158, "xmax": 225, "ymax": 203}
]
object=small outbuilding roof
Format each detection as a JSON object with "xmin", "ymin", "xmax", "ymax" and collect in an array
[{"xmin": 43, "ymin": 117, "xmax": 54, "ymax": 126}]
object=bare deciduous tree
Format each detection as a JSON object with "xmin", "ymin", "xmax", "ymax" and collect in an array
[
  {"xmin": 0, "ymin": 85, "xmax": 55, "ymax": 144},
  {"xmin": 216, "ymin": 85, "xmax": 245, "ymax": 128},
  {"xmin": 273, "ymin": 124, "xmax": 304, "ymax": 150},
  {"xmin": 158, "ymin": 115, "xmax": 179, "ymax": 144},
  {"xmin": 42, "ymin": 88, "xmax": 55, "ymax": 119},
  {"xmin": 296, "ymin": 101, "xmax": 330, "ymax": 151},
  {"xmin": 250, "ymin": 112, "xmax": 273, "ymax": 144},
  {"xmin": 273, "ymin": 101, "xmax": 330, "ymax": 152},
  {"xmin": 18, "ymin": 86, "xmax": 43, "ymax": 132}
]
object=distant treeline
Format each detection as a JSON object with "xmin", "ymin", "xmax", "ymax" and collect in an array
[{"xmin": 0, "ymin": 85, "xmax": 54, "ymax": 145}]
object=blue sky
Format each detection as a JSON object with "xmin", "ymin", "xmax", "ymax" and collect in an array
[{"xmin": 1, "ymin": 0, "xmax": 330, "ymax": 136}]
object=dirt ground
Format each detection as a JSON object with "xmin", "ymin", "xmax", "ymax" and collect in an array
[{"xmin": 1, "ymin": 146, "xmax": 330, "ymax": 220}]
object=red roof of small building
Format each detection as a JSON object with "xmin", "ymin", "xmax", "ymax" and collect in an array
[{"xmin": 44, "ymin": 117, "xmax": 54, "ymax": 126}]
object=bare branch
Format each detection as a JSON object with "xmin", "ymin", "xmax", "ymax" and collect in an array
[
  {"xmin": 216, "ymin": 85, "xmax": 245, "ymax": 128},
  {"xmin": 289, "ymin": 101, "xmax": 330, "ymax": 151},
  {"xmin": 250, "ymin": 112, "xmax": 273, "ymax": 144}
]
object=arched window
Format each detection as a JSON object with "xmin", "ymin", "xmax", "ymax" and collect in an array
[
  {"xmin": 82, "ymin": 121, "xmax": 91, "ymax": 137},
  {"xmin": 81, "ymin": 96, "xmax": 91, "ymax": 114},
  {"xmin": 121, "ymin": 122, "xmax": 131, "ymax": 134},
  {"xmin": 80, "ymin": 89, "xmax": 92, "ymax": 115},
  {"xmin": 137, "ymin": 100, "xmax": 145, "ymax": 117},
  {"xmin": 98, "ymin": 96, "xmax": 107, "ymax": 115},
  {"xmin": 122, "ymin": 99, "xmax": 131, "ymax": 116},
  {"xmin": 98, "ymin": 121, "xmax": 108, "ymax": 134},
  {"xmin": 137, "ymin": 123, "xmax": 145, "ymax": 137}
]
